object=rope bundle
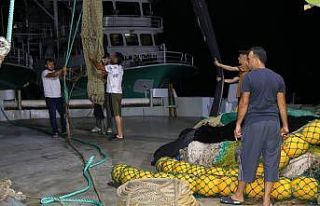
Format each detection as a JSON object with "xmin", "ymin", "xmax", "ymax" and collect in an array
[
  {"xmin": 0, "ymin": 179, "xmax": 26, "ymax": 202},
  {"xmin": 0, "ymin": 37, "xmax": 11, "ymax": 65},
  {"xmin": 0, "ymin": 0, "xmax": 15, "ymax": 65},
  {"xmin": 117, "ymin": 178, "xmax": 200, "ymax": 206}
]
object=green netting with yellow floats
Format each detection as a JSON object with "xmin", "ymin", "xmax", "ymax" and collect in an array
[{"xmin": 111, "ymin": 119, "xmax": 320, "ymax": 202}]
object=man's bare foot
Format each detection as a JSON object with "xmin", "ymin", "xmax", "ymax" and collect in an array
[
  {"xmin": 231, "ymin": 194, "xmax": 244, "ymax": 203},
  {"xmin": 263, "ymin": 199, "xmax": 272, "ymax": 206}
]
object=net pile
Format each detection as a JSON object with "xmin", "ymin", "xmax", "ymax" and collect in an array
[
  {"xmin": 81, "ymin": 0, "xmax": 105, "ymax": 104},
  {"xmin": 193, "ymin": 112, "xmax": 237, "ymax": 129},
  {"xmin": 179, "ymin": 141, "xmax": 240, "ymax": 168},
  {"xmin": 111, "ymin": 159, "xmax": 319, "ymax": 201},
  {"xmin": 111, "ymin": 119, "xmax": 320, "ymax": 202}
]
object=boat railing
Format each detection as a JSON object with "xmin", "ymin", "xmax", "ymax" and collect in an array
[
  {"xmin": 123, "ymin": 51, "xmax": 194, "ymax": 68},
  {"xmin": 103, "ymin": 16, "xmax": 163, "ymax": 29},
  {"xmin": 14, "ymin": 22, "xmax": 54, "ymax": 38},
  {"xmin": 4, "ymin": 48, "xmax": 33, "ymax": 69},
  {"xmin": 14, "ymin": 22, "xmax": 70, "ymax": 38}
]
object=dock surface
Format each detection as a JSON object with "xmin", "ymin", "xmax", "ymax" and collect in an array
[{"xmin": 0, "ymin": 116, "xmax": 305, "ymax": 206}]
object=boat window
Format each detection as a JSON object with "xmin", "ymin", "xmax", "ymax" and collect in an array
[
  {"xmin": 125, "ymin": 33, "xmax": 139, "ymax": 46},
  {"xmin": 110, "ymin": 33, "xmax": 124, "ymax": 46},
  {"xmin": 142, "ymin": 3, "xmax": 152, "ymax": 16},
  {"xmin": 103, "ymin": 1, "xmax": 114, "ymax": 16},
  {"xmin": 140, "ymin": 34, "xmax": 153, "ymax": 46},
  {"xmin": 115, "ymin": 2, "xmax": 140, "ymax": 16},
  {"xmin": 103, "ymin": 34, "xmax": 108, "ymax": 46}
]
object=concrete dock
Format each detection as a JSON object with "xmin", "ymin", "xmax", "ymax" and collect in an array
[
  {"xmin": 0, "ymin": 117, "xmax": 307, "ymax": 206},
  {"xmin": 0, "ymin": 116, "xmax": 206, "ymax": 205}
]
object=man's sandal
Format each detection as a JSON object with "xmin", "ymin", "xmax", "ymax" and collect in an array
[{"xmin": 220, "ymin": 197, "xmax": 243, "ymax": 205}]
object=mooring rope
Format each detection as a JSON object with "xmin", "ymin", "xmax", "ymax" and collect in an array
[
  {"xmin": 0, "ymin": 103, "xmax": 108, "ymax": 206},
  {"xmin": 6, "ymin": 0, "xmax": 16, "ymax": 43},
  {"xmin": 40, "ymin": 0, "xmax": 107, "ymax": 204}
]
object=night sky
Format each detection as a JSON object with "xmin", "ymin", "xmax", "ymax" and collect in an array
[
  {"xmin": 1, "ymin": 0, "xmax": 319, "ymax": 104},
  {"xmin": 154, "ymin": 0, "xmax": 320, "ymax": 104}
]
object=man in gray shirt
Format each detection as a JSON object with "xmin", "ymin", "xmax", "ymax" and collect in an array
[{"xmin": 221, "ymin": 46, "xmax": 289, "ymax": 206}]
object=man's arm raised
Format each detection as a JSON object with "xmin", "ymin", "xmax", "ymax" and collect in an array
[{"xmin": 45, "ymin": 66, "xmax": 68, "ymax": 78}]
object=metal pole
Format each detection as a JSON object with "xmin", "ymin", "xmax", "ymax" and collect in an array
[
  {"xmin": 39, "ymin": 41, "xmax": 42, "ymax": 58},
  {"xmin": 17, "ymin": 90, "xmax": 22, "ymax": 110},
  {"xmin": 163, "ymin": 43, "xmax": 166, "ymax": 64},
  {"xmin": 150, "ymin": 89, "xmax": 153, "ymax": 107},
  {"xmin": 27, "ymin": 38, "xmax": 30, "ymax": 54},
  {"xmin": 1, "ymin": 7, "xmax": 4, "ymax": 35},
  {"xmin": 53, "ymin": 0, "xmax": 60, "ymax": 56},
  {"xmin": 17, "ymin": 49, "xmax": 20, "ymax": 64}
]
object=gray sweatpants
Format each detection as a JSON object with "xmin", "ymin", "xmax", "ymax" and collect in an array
[{"xmin": 238, "ymin": 120, "xmax": 281, "ymax": 183}]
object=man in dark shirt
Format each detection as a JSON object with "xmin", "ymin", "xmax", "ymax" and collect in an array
[{"xmin": 221, "ymin": 47, "xmax": 289, "ymax": 206}]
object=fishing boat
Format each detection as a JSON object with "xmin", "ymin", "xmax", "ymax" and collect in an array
[
  {"xmin": 100, "ymin": 0, "xmax": 196, "ymax": 98},
  {"xmin": 69, "ymin": 0, "xmax": 196, "ymax": 99},
  {"xmin": 0, "ymin": 0, "xmax": 196, "ymax": 100}
]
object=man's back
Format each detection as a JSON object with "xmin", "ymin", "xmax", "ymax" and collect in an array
[{"xmin": 241, "ymin": 68, "xmax": 285, "ymax": 124}]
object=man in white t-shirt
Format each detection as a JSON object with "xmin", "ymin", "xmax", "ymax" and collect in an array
[
  {"xmin": 89, "ymin": 53, "xmax": 114, "ymax": 135},
  {"xmin": 105, "ymin": 52, "xmax": 124, "ymax": 140},
  {"xmin": 41, "ymin": 58, "xmax": 67, "ymax": 138}
]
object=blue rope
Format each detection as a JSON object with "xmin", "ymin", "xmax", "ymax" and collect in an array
[
  {"xmin": 1, "ymin": 98, "xmax": 109, "ymax": 206},
  {"xmin": 63, "ymin": 0, "xmax": 83, "ymax": 103},
  {"xmin": 41, "ymin": 156, "xmax": 104, "ymax": 206},
  {"xmin": 1, "ymin": 0, "xmax": 107, "ymax": 204},
  {"xmin": 6, "ymin": 0, "xmax": 15, "ymax": 42},
  {"xmin": 65, "ymin": 0, "xmax": 78, "ymax": 63},
  {"xmin": 41, "ymin": 0, "xmax": 107, "ymax": 205},
  {"xmin": 72, "ymin": 138, "xmax": 109, "ymax": 168}
]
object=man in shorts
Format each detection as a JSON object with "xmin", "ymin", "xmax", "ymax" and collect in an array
[{"xmin": 105, "ymin": 52, "xmax": 124, "ymax": 140}]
